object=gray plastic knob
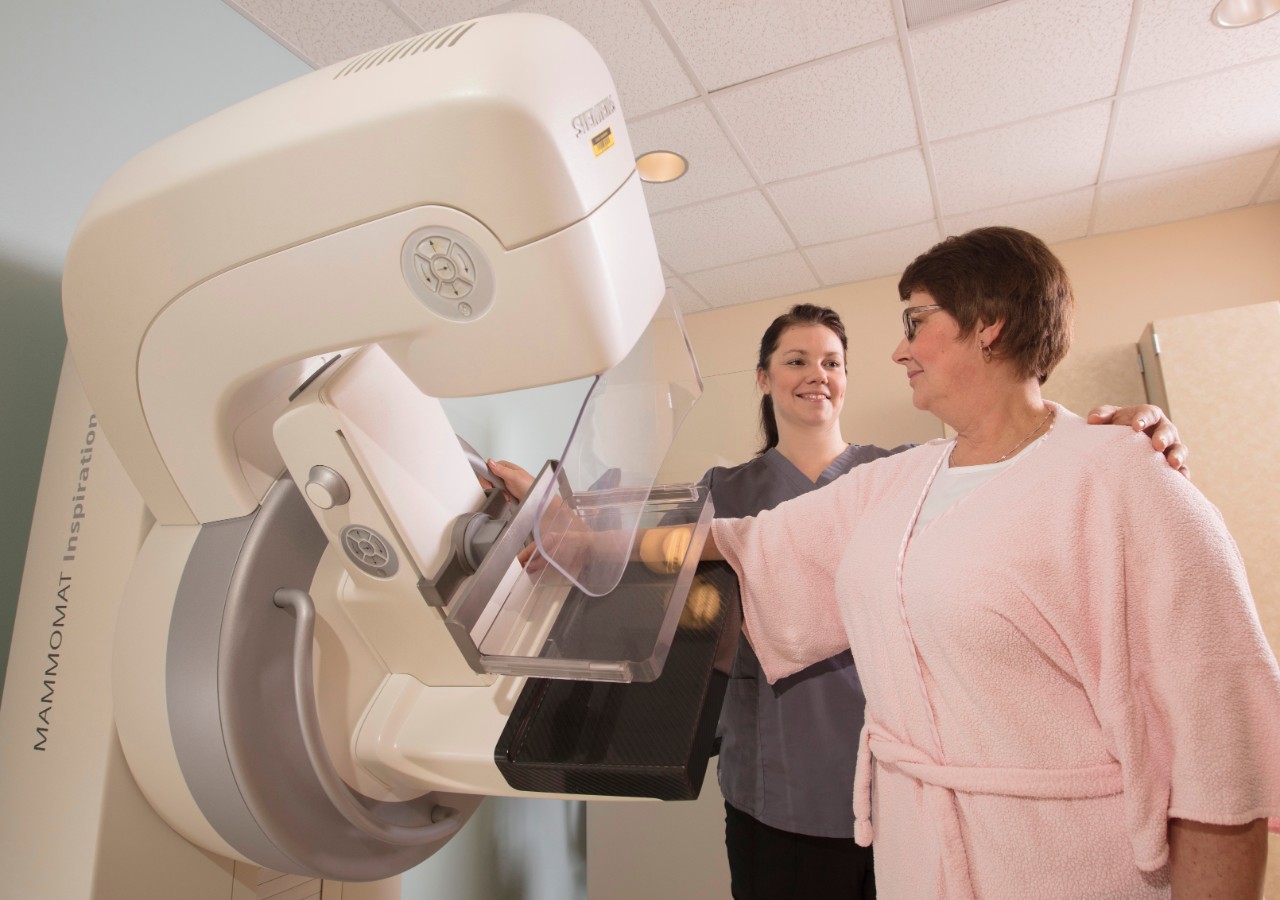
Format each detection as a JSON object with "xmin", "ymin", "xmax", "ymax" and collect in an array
[{"xmin": 305, "ymin": 465, "xmax": 350, "ymax": 509}]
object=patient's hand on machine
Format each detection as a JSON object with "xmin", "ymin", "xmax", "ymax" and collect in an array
[
  {"xmin": 480, "ymin": 459, "xmax": 536, "ymax": 503},
  {"xmin": 483, "ymin": 459, "xmax": 594, "ymax": 574}
]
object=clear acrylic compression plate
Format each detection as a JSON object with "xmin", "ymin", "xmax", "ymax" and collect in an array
[
  {"xmin": 533, "ymin": 294, "xmax": 704, "ymax": 598},
  {"xmin": 441, "ymin": 294, "xmax": 714, "ymax": 682},
  {"xmin": 443, "ymin": 470, "xmax": 714, "ymax": 682}
]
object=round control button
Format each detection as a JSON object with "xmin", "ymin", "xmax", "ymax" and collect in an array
[
  {"xmin": 431, "ymin": 256, "xmax": 457, "ymax": 281},
  {"xmin": 305, "ymin": 465, "xmax": 350, "ymax": 509}
]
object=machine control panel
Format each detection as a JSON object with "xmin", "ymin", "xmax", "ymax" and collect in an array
[{"xmin": 401, "ymin": 227, "xmax": 492, "ymax": 321}]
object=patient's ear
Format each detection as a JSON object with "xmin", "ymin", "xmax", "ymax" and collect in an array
[{"xmin": 976, "ymin": 317, "xmax": 1004, "ymax": 348}]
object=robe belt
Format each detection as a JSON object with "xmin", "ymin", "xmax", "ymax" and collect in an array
[{"xmin": 853, "ymin": 720, "xmax": 1124, "ymax": 898}]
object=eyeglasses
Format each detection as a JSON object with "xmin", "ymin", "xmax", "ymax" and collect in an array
[{"xmin": 902, "ymin": 304, "xmax": 944, "ymax": 341}]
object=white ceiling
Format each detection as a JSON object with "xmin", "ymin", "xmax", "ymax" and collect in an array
[{"xmin": 223, "ymin": 0, "xmax": 1280, "ymax": 314}]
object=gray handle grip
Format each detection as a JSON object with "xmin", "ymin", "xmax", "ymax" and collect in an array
[
  {"xmin": 273, "ymin": 587, "xmax": 462, "ymax": 847},
  {"xmin": 457, "ymin": 435, "xmax": 506, "ymax": 494}
]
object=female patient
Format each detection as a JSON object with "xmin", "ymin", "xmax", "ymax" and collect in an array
[
  {"xmin": 490, "ymin": 291, "xmax": 1190, "ymax": 900},
  {"xmin": 704, "ymin": 227, "xmax": 1280, "ymax": 898}
]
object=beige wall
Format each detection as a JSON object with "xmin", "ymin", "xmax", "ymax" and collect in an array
[{"xmin": 664, "ymin": 202, "xmax": 1280, "ymax": 481}]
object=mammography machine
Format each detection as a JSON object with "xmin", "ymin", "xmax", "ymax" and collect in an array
[{"xmin": 0, "ymin": 14, "xmax": 737, "ymax": 897}]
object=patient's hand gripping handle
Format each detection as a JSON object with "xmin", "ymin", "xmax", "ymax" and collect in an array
[
  {"xmin": 273, "ymin": 587, "xmax": 462, "ymax": 846},
  {"xmin": 456, "ymin": 435, "xmax": 506, "ymax": 495}
]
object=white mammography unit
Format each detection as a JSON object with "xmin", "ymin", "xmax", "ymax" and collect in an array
[{"xmin": 0, "ymin": 14, "xmax": 735, "ymax": 897}]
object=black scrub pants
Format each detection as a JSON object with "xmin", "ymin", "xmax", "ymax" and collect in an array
[{"xmin": 725, "ymin": 801, "xmax": 876, "ymax": 900}]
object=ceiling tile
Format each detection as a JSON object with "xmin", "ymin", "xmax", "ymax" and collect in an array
[
  {"xmin": 1107, "ymin": 57, "xmax": 1280, "ymax": 180},
  {"xmin": 664, "ymin": 278, "xmax": 711, "ymax": 314},
  {"xmin": 911, "ymin": 0, "xmax": 1131, "ymax": 140},
  {"xmin": 712, "ymin": 42, "xmax": 918, "ymax": 183},
  {"xmin": 227, "ymin": 0, "xmax": 415, "ymax": 67},
  {"xmin": 903, "ymin": 0, "xmax": 1004, "ymax": 29},
  {"xmin": 1095, "ymin": 150, "xmax": 1277, "ymax": 234},
  {"xmin": 943, "ymin": 188, "xmax": 1095, "ymax": 245},
  {"xmin": 932, "ymin": 102, "xmax": 1111, "ymax": 215},
  {"xmin": 651, "ymin": 191, "xmax": 794, "ymax": 272},
  {"xmin": 650, "ymin": 0, "xmax": 896, "ymax": 90},
  {"xmin": 395, "ymin": 0, "xmax": 511, "ymax": 30},
  {"xmin": 1261, "ymin": 158, "xmax": 1280, "ymax": 203},
  {"xmin": 769, "ymin": 150, "xmax": 934, "ymax": 245},
  {"xmin": 630, "ymin": 102, "xmax": 755, "ymax": 213},
  {"xmin": 517, "ymin": 0, "xmax": 697, "ymax": 117},
  {"xmin": 683, "ymin": 252, "xmax": 820, "ymax": 308},
  {"xmin": 1125, "ymin": 0, "xmax": 1280, "ymax": 91},
  {"xmin": 806, "ymin": 222, "xmax": 943, "ymax": 286}
]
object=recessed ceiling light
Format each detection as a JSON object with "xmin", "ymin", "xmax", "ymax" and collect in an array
[
  {"xmin": 1210, "ymin": 0, "xmax": 1280, "ymax": 26},
  {"xmin": 636, "ymin": 150, "xmax": 688, "ymax": 184}
]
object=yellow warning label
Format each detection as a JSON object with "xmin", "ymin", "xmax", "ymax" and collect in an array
[{"xmin": 591, "ymin": 127, "xmax": 614, "ymax": 157}]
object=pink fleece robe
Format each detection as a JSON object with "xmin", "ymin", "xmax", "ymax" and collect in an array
[{"xmin": 711, "ymin": 405, "xmax": 1280, "ymax": 899}]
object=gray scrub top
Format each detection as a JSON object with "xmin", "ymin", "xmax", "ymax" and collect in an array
[{"xmin": 706, "ymin": 442, "xmax": 909, "ymax": 838}]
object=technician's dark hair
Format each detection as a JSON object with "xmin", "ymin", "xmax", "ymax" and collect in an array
[
  {"xmin": 898, "ymin": 226, "xmax": 1073, "ymax": 384},
  {"xmin": 756, "ymin": 304, "xmax": 848, "ymax": 455}
]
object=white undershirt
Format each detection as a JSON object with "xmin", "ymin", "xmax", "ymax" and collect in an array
[{"xmin": 912, "ymin": 436, "xmax": 1044, "ymax": 535}]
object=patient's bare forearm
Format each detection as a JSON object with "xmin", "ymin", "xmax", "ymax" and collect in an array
[
  {"xmin": 1169, "ymin": 817, "xmax": 1266, "ymax": 899},
  {"xmin": 636, "ymin": 524, "xmax": 722, "ymax": 574}
]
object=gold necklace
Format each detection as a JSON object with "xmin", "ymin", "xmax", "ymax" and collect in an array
[
  {"xmin": 952, "ymin": 407, "xmax": 1059, "ymax": 468},
  {"xmin": 993, "ymin": 407, "xmax": 1055, "ymax": 463}
]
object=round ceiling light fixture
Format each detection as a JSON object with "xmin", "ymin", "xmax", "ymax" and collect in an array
[
  {"xmin": 636, "ymin": 150, "xmax": 688, "ymax": 184},
  {"xmin": 1210, "ymin": 0, "xmax": 1280, "ymax": 26}
]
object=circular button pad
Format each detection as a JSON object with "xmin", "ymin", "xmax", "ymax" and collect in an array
[
  {"xmin": 401, "ymin": 227, "xmax": 493, "ymax": 322},
  {"xmin": 339, "ymin": 524, "xmax": 399, "ymax": 578}
]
